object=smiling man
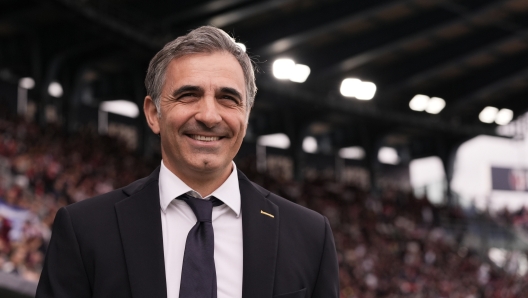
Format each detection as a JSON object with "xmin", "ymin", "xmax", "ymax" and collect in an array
[{"xmin": 36, "ymin": 26, "xmax": 338, "ymax": 298}]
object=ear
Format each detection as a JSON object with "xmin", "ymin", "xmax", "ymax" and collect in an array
[{"xmin": 144, "ymin": 96, "xmax": 160, "ymax": 134}]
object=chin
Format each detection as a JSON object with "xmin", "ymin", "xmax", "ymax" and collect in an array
[{"xmin": 190, "ymin": 159, "xmax": 224, "ymax": 172}]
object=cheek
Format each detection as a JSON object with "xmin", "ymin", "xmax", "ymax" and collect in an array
[
  {"xmin": 162, "ymin": 113, "xmax": 187, "ymax": 132},
  {"xmin": 227, "ymin": 116, "xmax": 247, "ymax": 136}
]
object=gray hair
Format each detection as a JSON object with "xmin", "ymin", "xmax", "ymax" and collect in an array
[{"xmin": 145, "ymin": 26, "xmax": 257, "ymax": 114}]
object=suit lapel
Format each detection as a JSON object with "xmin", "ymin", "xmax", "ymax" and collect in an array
[
  {"xmin": 115, "ymin": 167, "xmax": 167, "ymax": 298},
  {"xmin": 239, "ymin": 170, "xmax": 279, "ymax": 298}
]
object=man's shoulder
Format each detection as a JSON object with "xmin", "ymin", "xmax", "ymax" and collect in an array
[
  {"xmin": 250, "ymin": 181, "xmax": 325, "ymax": 224},
  {"xmin": 65, "ymin": 176, "xmax": 150, "ymax": 217}
]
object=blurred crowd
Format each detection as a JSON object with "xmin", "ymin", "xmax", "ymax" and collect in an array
[
  {"xmin": 0, "ymin": 119, "xmax": 153, "ymax": 282},
  {"xmin": 496, "ymin": 207, "xmax": 528, "ymax": 237},
  {"xmin": 0, "ymin": 118, "xmax": 527, "ymax": 297},
  {"xmin": 239, "ymin": 161, "xmax": 528, "ymax": 297}
]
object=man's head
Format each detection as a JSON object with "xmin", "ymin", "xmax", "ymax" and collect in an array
[
  {"xmin": 143, "ymin": 26, "xmax": 256, "ymax": 188},
  {"xmin": 145, "ymin": 26, "xmax": 256, "ymax": 116}
]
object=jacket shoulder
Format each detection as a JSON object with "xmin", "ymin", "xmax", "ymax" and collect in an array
[
  {"xmin": 65, "ymin": 176, "xmax": 150, "ymax": 216},
  {"xmin": 251, "ymin": 181, "xmax": 326, "ymax": 227}
]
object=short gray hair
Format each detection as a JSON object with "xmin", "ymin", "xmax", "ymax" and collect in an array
[{"xmin": 145, "ymin": 26, "xmax": 257, "ymax": 114}]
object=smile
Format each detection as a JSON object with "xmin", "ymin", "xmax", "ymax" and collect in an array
[{"xmin": 189, "ymin": 135, "xmax": 222, "ymax": 142}]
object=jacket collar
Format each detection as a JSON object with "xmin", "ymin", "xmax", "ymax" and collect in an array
[
  {"xmin": 238, "ymin": 169, "xmax": 279, "ymax": 298},
  {"xmin": 115, "ymin": 167, "xmax": 167, "ymax": 298},
  {"xmin": 115, "ymin": 167, "xmax": 280, "ymax": 298}
]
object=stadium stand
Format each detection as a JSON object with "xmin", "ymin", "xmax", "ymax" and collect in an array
[
  {"xmin": 0, "ymin": 118, "xmax": 526, "ymax": 297},
  {"xmin": 0, "ymin": 118, "xmax": 154, "ymax": 295}
]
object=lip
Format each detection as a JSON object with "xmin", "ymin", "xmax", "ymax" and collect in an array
[{"xmin": 184, "ymin": 134, "xmax": 225, "ymax": 146}]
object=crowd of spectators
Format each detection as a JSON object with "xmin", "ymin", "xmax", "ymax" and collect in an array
[
  {"xmin": 0, "ymin": 118, "xmax": 527, "ymax": 297},
  {"xmin": 0, "ymin": 119, "xmax": 153, "ymax": 283},
  {"xmin": 496, "ymin": 207, "xmax": 528, "ymax": 237},
  {"xmin": 239, "ymin": 161, "xmax": 528, "ymax": 297}
]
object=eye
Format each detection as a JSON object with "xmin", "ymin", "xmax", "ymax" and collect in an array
[
  {"xmin": 176, "ymin": 93, "xmax": 200, "ymax": 102},
  {"xmin": 180, "ymin": 93, "xmax": 198, "ymax": 98},
  {"xmin": 221, "ymin": 95, "xmax": 236, "ymax": 101},
  {"xmin": 218, "ymin": 95, "xmax": 240, "ymax": 105}
]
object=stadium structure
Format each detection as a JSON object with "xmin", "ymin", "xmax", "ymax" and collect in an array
[{"xmin": 1, "ymin": 0, "xmax": 528, "ymax": 296}]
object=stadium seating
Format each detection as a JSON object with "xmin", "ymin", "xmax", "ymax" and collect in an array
[{"xmin": 0, "ymin": 119, "xmax": 527, "ymax": 297}]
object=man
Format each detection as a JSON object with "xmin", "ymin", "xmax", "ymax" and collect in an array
[{"xmin": 36, "ymin": 26, "xmax": 338, "ymax": 298}]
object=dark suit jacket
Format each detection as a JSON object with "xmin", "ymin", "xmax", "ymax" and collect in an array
[{"xmin": 36, "ymin": 167, "xmax": 339, "ymax": 298}]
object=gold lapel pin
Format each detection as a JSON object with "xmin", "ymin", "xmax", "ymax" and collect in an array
[{"xmin": 260, "ymin": 210, "xmax": 274, "ymax": 218}]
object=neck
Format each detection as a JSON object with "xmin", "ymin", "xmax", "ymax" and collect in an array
[{"xmin": 163, "ymin": 161, "xmax": 233, "ymax": 197}]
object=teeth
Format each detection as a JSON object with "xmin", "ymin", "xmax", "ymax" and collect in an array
[{"xmin": 190, "ymin": 135, "xmax": 220, "ymax": 142}]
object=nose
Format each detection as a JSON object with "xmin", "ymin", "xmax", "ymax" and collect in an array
[{"xmin": 194, "ymin": 95, "xmax": 222, "ymax": 128}]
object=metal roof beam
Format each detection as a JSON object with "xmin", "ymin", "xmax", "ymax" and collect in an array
[
  {"xmin": 449, "ymin": 67, "xmax": 528, "ymax": 112},
  {"xmin": 205, "ymin": 0, "xmax": 298, "ymax": 28},
  {"xmin": 258, "ymin": 0, "xmax": 426, "ymax": 56},
  {"xmin": 320, "ymin": 0, "xmax": 517, "ymax": 77},
  {"xmin": 52, "ymin": 0, "xmax": 162, "ymax": 51},
  {"xmin": 144, "ymin": 0, "xmax": 251, "ymax": 32},
  {"xmin": 396, "ymin": 29, "xmax": 528, "ymax": 89}
]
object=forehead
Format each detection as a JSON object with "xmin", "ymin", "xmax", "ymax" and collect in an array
[{"xmin": 164, "ymin": 52, "xmax": 245, "ymax": 94}]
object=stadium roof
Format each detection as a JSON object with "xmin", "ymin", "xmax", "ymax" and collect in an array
[{"xmin": 2, "ymin": 0, "xmax": 528, "ymax": 159}]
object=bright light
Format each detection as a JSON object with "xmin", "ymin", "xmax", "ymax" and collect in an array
[
  {"xmin": 272, "ymin": 59, "xmax": 311, "ymax": 83},
  {"xmin": 236, "ymin": 42, "xmax": 246, "ymax": 52},
  {"xmin": 257, "ymin": 133, "xmax": 290, "ymax": 149},
  {"xmin": 409, "ymin": 156, "xmax": 445, "ymax": 188},
  {"xmin": 340, "ymin": 78, "xmax": 376, "ymax": 100},
  {"xmin": 339, "ymin": 146, "xmax": 365, "ymax": 160},
  {"xmin": 378, "ymin": 147, "xmax": 400, "ymax": 165},
  {"xmin": 19, "ymin": 77, "xmax": 35, "ymax": 89},
  {"xmin": 409, "ymin": 94, "xmax": 429, "ymax": 111},
  {"xmin": 479, "ymin": 106, "xmax": 499, "ymax": 123},
  {"xmin": 272, "ymin": 58, "xmax": 295, "ymax": 80},
  {"xmin": 495, "ymin": 109, "xmax": 513, "ymax": 125},
  {"xmin": 289, "ymin": 64, "xmax": 311, "ymax": 83},
  {"xmin": 48, "ymin": 82, "xmax": 63, "ymax": 98},
  {"xmin": 100, "ymin": 100, "xmax": 140, "ymax": 118},
  {"xmin": 340, "ymin": 78, "xmax": 362, "ymax": 97},
  {"xmin": 409, "ymin": 95, "xmax": 446, "ymax": 114},
  {"xmin": 425, "ymin": 97, "xmax": 446, "ymax": 114},
  {"xmin": 302, "ymin": 136, "xmax": 318, "ymax": 153},
  {"xmin": 355, "ymin": 82, "xmax": 376, "ymax": 100}
]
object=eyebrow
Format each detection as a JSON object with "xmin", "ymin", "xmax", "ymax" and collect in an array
[
  {"xmin": 171, "ymin": 85, "xmax": 204, "ymax": 98},
  {"xmin": 170, "ymin": 85, "xmax": 243, "ymax": 102},
  {"xmin": 219, "ymin": 87, "xmax": 243, "ymax": 102}
]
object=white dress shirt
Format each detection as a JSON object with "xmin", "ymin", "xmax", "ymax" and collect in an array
[{"xmin": 159, "ymin": 161, "xmax": 243, "ymax": 298}]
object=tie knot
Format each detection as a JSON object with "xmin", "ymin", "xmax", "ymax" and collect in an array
[{"xmin": 177, "ymin": 194, "xmax": 223, "ymax": 222}]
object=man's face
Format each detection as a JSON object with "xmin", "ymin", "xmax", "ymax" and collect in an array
[{"xmin": 145, "ymin": 52, "xmax": 248, "ymax": 179}]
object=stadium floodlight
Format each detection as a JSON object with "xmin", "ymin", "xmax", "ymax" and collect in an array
[
  {"xmin": 338, "ymin": 146, "xmax": 365, "ymax": 160},
  {"xmin": 100, "ymin": 100, "xmax": 140, "ymax": 118},
  {"xmin": 257, "ymin": 133, "xmax": 290, "ymax": 149},
  {"xmin": 355, "ymin": 82, "xmax": 376, "ymax": 100},
  {"xmin": 378, "ymin": 147, "xmax": 400, "ymax": 165},
  {"xmin": 340, "ymin": 78, "xmax": 362, "ymax": 97},
  {"xmin": 272, "ymin": 59, "xmax": 311, "ymax": 83},
  {"xmin": 425, "ymin": 97, "xmax": 446, "ymax": 114},
  {"xmin": 272, "ymin": 58, "xmax": 295, "ymax": 80},
  {"xmin": 19, "ymin": 77, "xmax": 35, "ymax": 90},
  {"xmin": 48, "ymin": 82, "xmax": 63, "ymax": 98},
  {"xmin": 495, "ymin": 108, "xmax": 513, "ymax": 125},
  {"xmin": 409, "ymin": 94, "xmax": 429, "ymax": 111},
  {"xmin": 302, "ymin": 136, "xmax": 318, "ymax": 153},
  {"xmin": 340, "ymin": 78, "xmax": 376, "ymax": 100},
  {"xmin": 479, "ymin": 106, "xmax": 499, "ymax": 123},
  {"xmin": 289, "ymin": 64, "xmax": 311, "ymax": 83},
  {"xmin": 236, "ymin": 42, "xmax": 246, "ymax": 52}
]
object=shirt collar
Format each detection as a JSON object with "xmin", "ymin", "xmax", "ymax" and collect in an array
[{"xmin": 159, "ymin": 160, "xmax": 241, "ymax": 217}]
